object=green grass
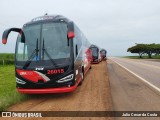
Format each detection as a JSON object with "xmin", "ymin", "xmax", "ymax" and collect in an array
[{"xmin": 0, "ymin": 65, "xmax": 29, "ymax": 111}]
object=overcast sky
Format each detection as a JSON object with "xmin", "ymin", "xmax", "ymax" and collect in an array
[{"xmin": 0, "ymin": 0, "xmax": 160, "ymax": 56}]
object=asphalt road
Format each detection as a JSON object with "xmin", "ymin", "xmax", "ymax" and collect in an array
[
  {"xmin": 110, "ymin": 57, "xmax": 160, "ymax": 92},
  {"xmin": 108, "ymin": 58, "xmax": 160, "ymax": 120}
]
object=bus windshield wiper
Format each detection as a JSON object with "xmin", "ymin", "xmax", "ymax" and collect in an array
[
  {"xmin": 42, "ymin": 38, "xmax": 57, "ymax": 67},
  {"xmin": 23, "ymin": 39, "xmax": 39, "ymax": 69}
]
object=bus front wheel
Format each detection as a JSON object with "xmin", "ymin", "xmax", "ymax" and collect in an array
[{"xmin": 79, "ymin": 69, "xmax": 84, "ymax": 86}]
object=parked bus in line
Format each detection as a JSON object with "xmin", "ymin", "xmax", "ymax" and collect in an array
[
  {"xmin": 100, "ymin": 49, "xmax": 107, "ymax": 60},
  {"xmin": 89, "ymin": 44, "xmax": 101, "ymax": 63},
  {"xmin": 99, "ymin": 48, "xmax": 103, "ymax": 62},
  {"xmin": 2, "ymin": 14, "xmax": 92, "ymax": 94}
]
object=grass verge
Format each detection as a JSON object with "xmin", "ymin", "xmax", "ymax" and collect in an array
[{"xmin": 0, "ymin": 65, "xmax": 29, "ymax": 111}]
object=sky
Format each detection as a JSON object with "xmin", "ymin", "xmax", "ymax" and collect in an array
[{"xmin": 0, "ymin": 0, "xmax": 160, "ymax": 56}]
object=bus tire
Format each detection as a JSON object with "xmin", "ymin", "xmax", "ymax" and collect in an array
[
  {"xmin": 89, "ymin": 65, "xmax": 92, "ymax": 69},
  {"xmin": 79, "ymin": 68, "xmax": 84, "ymax": 86}
]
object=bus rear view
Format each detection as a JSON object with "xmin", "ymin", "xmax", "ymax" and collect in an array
[{"xmin": 2, "ymin": 15, "xmax": 91, "ymax": 94}]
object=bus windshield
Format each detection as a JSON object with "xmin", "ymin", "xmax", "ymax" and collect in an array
[
  {"xmin": 101, "ymin": 51, "xmax": 106, "ymax": 56},
  {"xmin": 91, "ymin": 47, "xmax": 98, "ymax": 57},
  {"xmin": 16, "ymin": 22, "xmax": 70, "ymax": 67}
]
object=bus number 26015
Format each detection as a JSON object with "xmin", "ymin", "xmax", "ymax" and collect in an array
[{"xmin": 47, "ymin": 69, "xmax": 64, "ymax": 74}]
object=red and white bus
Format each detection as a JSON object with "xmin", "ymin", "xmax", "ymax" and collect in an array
[
  {"xmin": 89, "ymin": 44, "xmax": 101, "ymax": 63},
  {"xmin": 100, "ymin": 49, "xmax": 107, "ymax": 60},
  {"xmin": 2, "ymin": 15, "xmax": 92, "ymax": 94}
]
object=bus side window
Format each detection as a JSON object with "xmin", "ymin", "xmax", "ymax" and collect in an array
[{"xmin": 76, "ymin": 44, "xmax": 78, "ymax": 56}]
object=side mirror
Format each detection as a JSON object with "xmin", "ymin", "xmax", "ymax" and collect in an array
[
  {"xmin": 67, "ymin": 21, "xmax": 75, "ymax": 39},
  {"xmin": 2, "ymin": 28, "xmax": 22, "ymax": 44},
  {"xmin": 67, "ymin": 31, "xmax": 75, "ymax": 39}
]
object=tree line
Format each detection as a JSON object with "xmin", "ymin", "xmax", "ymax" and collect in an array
[
  {"xmin": 0, "ymin": 53, "xmax": 14, "ymax": 65},
  {"xmin": 127, "ymin": 43, "xmax": 160, "ymax": 58}
]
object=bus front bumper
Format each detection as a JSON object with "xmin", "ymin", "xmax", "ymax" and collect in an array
[{"xmin": 17, "ymin": 78, "xmax": 81, "ymax": 94}]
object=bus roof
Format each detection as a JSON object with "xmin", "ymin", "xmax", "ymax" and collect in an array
[
  {"xmin": 100, "ymin": 49, "xmax": 107, "ymax": 52},
  {"xmin": 90, "ymin": 44, "xmax": 99, "ymax": 49},
  {"xmin": 25, "ymin": 14, "xmax": 71, "ymax": 25}
]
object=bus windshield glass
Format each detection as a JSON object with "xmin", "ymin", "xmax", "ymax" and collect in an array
[
  {"xmin": 15, "ymin": 22, "xmax": 70, "ymax": 66},
  {"xmin": 101, "ymin": 51, "xmax": 106, "ymax": 56},
  {"xmin": 91, "ymin": 47, "xmax": 98, "ymax": 57}
]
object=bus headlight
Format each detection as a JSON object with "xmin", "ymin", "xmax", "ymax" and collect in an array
[
  {"xmin": 16, "ymin": 78, "xmax": 26, "ymax": 84},
  {"xmin": 57, "ymin": 74, "xmax": 74, "ymax": 83}
]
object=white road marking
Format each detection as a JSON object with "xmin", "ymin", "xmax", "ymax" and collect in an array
[{"xmin": 110, "ymin": 58, "xmax": 160, "ymax": 95}]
